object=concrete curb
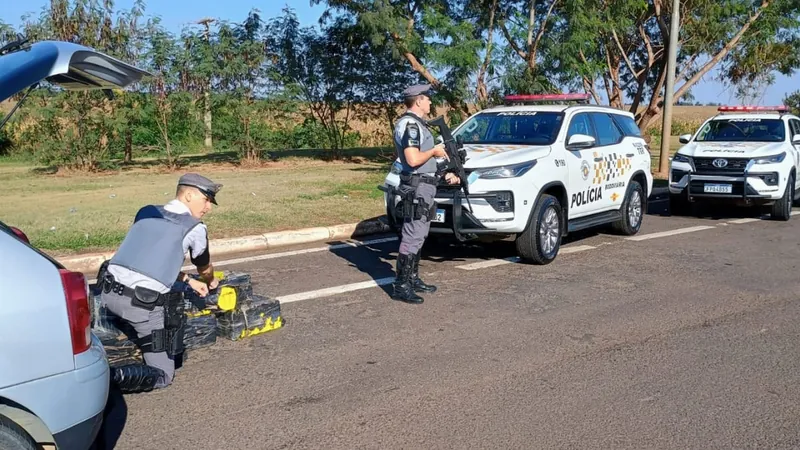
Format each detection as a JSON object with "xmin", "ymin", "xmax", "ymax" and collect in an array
[
  {"xmin": 56, "ymin": 186, "xmax": 671, "ymax": 275},
  {"xmin": 57, "ymin": 217, "xmax": 393, "ymax": 275}
]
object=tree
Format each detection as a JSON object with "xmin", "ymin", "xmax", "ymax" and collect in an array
[
  {"xmin": 314, "ymin": 0, "xmax": 486, "ymax": 121},
  {"xmin": 13, "ymin": 0, "xmax": 147, "ymax": 170},
  {"xmin": 143, "ymin": 18, "xmax": 185, "ymax": 168},
  {"xmin": 783, "ymin": 89, "xmax": 800, "ymax": 116},
  {"xmin": 553, "ymin": 0, "xmax": 800, "ymax": 131},
  {"xmin": 214, "ymin": 10, "xmax": 271, "ymax": 162},
  {"xmin": 267, "ymin": 9, "xmax": 418, "ymax": 158}
]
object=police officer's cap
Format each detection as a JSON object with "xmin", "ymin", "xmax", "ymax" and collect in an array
[
  {"xmin": 178, "ymin": 173, "xmax": 223, "ymax": 205},
  {"xmin": 403, "ymin": 84, "xmax": 433, "ymax": 98}
]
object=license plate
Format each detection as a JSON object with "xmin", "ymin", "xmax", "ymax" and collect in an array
[
  {"xmin": 704, "ymin": 183, "xmax": 732, "ymax": 194},
  {"xmin": 433, "ymin": 208, "xmax": 446, "ymax": 223}
]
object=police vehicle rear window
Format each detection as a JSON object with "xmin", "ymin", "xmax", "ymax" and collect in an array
[
  {"xmin": 695, "ymin": 118, "xmax": 786, "ymax": 142},
  {"xmin": 454, "ymin": 111, "xmax": 564, "ymax": 145}
]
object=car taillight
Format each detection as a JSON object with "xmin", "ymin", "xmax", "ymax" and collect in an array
[
  {"xmin": 59, "ymin": 269, "xmax": 92, "ymax": 355},
  {"xmin": 9, "ymin": 226, "xmax": 29, "ymax": 244}
]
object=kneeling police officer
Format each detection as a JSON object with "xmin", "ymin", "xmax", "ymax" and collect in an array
[
  {"xmin": 391, "ymin": 84, "xmax": 461, "ymax": 304},
  {"xmin": 97, "ymin": 173, "xmax": 222, "ymax": 393}
]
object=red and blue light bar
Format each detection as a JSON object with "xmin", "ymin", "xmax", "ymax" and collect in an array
[
  {"xmin": 717, "ymin": 105, "xmax": 789, "ymax": 113},
  {"xmin": 503, "ymin": 93, "xmax": 591, "ymax": 105}
]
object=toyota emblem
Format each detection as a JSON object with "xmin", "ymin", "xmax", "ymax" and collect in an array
[{"xmin": 712, "ymin": 158, "xmax": 728, "ymax": 168}]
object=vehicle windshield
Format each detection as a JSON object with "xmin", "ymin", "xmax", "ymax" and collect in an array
[
  {"xmin": 695, "ymin": 118, "xmax": 786, "ymax": 142},
  {"xmin": 453, "ymin": 111, "xmax": 564, "ymax": 145}
]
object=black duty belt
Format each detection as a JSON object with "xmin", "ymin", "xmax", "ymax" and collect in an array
[
  {"xmin": 102, "ymin": 275, "xmax": 180, "ymax": 306},
  {"xmin": 400, "ymin": 172, "xmax": 438, "ymax": 186}
]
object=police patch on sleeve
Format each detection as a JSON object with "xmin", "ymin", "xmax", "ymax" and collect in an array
[{"xmin": 403, "ymin": 123, "xmax": 421, "ymax": 148}]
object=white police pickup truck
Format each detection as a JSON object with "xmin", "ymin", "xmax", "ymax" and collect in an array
[
  {"xmin": 382, "ymin": 93, "xmax": 654, "ymax": 264},
  {"xmin": 668, "ymin": 105, "xmax": 800, "ymax": 220}
]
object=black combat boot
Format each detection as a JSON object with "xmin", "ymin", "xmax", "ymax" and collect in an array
[
  {"xmin": 111, "ymin": 364, "xmax": 167, "ymax": 394},
  {"xmin": 391, "ymin": 253, "xmax": 424, "ymax": 304},
  {"xmin": 410, "ymin": 252, "xmax": 437, "ymax": 293}
]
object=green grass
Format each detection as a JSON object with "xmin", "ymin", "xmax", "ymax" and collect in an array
[
  {"xmin": 2, "ymin": 137, "xmax": 679, "ymax": 256},
  {"xmin": 649, "ymin": 135, "xmax": 682, "ymax": 176},
  {"xmin": 0, "ymin": 149, "xmax": 393, "ymax": 256}
]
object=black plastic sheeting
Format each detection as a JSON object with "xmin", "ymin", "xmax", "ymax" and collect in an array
[
  {"xmin": 91, "ymin": 270, "xmax": 283, "ymax": 368},
  {"xmin": 216, "ymin": 294, "xmax": 283, "ymax": 341}
]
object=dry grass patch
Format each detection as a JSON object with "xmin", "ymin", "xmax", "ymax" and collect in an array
[{"xmin": 1, "ymin": 157, "xmax": 390, "ymax": 256}]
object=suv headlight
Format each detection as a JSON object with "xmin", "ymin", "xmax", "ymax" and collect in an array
[
  {"xmin": 672, "ymin": 153, "xmax": 691, "ymax": 164},
  {"xmin": 472, "ymin": 160, "xmax": 537, "ymax": 179},
  {"xmin": 753, "ymin": 152, "xmax": 786, "ymax": 165}
]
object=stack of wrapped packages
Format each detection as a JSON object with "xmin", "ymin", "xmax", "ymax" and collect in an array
[
  {"xmin": 185, "ymin": 271, "xmax": 284, "ymax": 341},
  {"xmin": 90, "ymin": 270, "xmax": 284, "ymax": 368}
]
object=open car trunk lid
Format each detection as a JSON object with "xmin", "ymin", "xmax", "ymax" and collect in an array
[{"xmin": 0, "ymin": 40, "xmax": 150, "ymax": 103}]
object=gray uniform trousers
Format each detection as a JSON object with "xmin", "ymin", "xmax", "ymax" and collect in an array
[
  {"xmin": 398, "ymin": 182, "xmax": 437, "ymax": 255},
  {"xmin": 101, "ymin": 291, "xmax": 174, "ymax": 388}
]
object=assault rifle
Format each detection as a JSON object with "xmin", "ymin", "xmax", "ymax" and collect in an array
[{"xmin": 426, "ymin": 115, "xmax": 473, "ymax": 214}]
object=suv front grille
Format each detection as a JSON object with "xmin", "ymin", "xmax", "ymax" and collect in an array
[{"xmin": 693, "ymin": 157, "xmax": 750, "ymax": 175}]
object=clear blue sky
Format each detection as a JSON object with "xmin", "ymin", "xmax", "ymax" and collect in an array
[{"xmin": 3, "ymin": 0, "xmax": 798, "ymax": 106}]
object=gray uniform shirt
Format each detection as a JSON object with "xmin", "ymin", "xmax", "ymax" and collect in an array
[
  {"xmin": 107, "ymin": 200, "xmax": 209, "ymax": 294},
  {"xmin": 394, "ymin": 112, "xmax": 438, "ymax": 175}
]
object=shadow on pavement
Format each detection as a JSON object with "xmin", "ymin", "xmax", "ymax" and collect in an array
[
  {"xmin": 90, "ymin": 384, "xmax": 128, "ymax": 450},
  {"xmin": 648, "ymin": 191, "xmax": 780, "ymax": 221},
  {"xmin": 327, "ymin": 233, "xmax": 399, "ymax": 299}
]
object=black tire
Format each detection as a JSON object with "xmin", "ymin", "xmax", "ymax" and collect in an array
[
  {"xmin": 0, "ymin": 414, "xmax": 37, "ymax": 450},
  {"xmin": 792, "ymin": 177, "xmax": 800, "ymax": 207},
  {"xmin": 770, "ymin": 175, "xmax": 793, "ymax": 221},
  {"xmin": 515, "ymin": 194, "xmax": 562, "ymax": 265},
  {"xmin": 611, "ymin": 180, "xmax": 645, "ymax": 235}
]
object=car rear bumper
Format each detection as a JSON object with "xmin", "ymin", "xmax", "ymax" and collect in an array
[
  {"xmin": 53, "ymin": 411, "xmax": 104, "ymax": 450},
  {"xmin": 0, "ymin": 334, "xmax": 109, "ymax": 449}
]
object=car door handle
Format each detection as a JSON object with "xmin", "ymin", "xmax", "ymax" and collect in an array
[{"xmin": 626, "ymin": 153, "xmax": 635, "ymax": 157}]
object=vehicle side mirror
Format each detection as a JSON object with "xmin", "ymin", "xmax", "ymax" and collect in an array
[
  {"xmin": 567, "ymin": 134, "xmax": 596, "ymax": 150},
  {"xmin": 679, "ymin": 134, "xmax": 692, "ymax": 144},
  {"xmin": 792, "ymin": 134, "xmax": 800, "ymax": 145},
  {"xmin": 435, "ymin": 136, "xmax": 444, "ymax": 145}
]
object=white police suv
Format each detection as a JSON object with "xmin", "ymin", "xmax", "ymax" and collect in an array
[
  {"xmin": 382, "ymin": 93, "xmax": 654, "ymax": 264},
  {"xmin": 668, "ymin": 105, "xmax": 800, "ymax": 220}
]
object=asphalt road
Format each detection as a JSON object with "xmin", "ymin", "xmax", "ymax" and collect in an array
[{"xmin": 97, "ymin": 196, "xmax": 800, "ymax": 449}]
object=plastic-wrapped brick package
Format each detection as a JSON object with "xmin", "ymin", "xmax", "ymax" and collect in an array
[
  {"xmin": 91, "ymin": 294, "xmax": 143, "ymax": 367},
  {"xmin": 183, "ymin": 310, "xmax": 217, "ymax": 350},
  {"xmin": 92, "ymin": 294, "xmax": 216, "ymax": 366},
  {"xmin": 185, "ymin": 271, "xmax": 253, "ymax": 312},
  {"xmin": 216, "ymin": 295, "xmax": 283, "ymax": 341}
]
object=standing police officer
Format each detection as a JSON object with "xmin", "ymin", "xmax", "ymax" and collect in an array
[
  {"xmin": 98, "ymin": 173, "xmax": 222, "ymax": 393},
  {"xmin": 391, "ymin": 84, "xmax": 460, "ymax": 304}
]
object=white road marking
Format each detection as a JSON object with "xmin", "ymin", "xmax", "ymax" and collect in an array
[
  {"xmin": 88, "ymin": 236, "xmax": 399, "ymax": 284},
  {"xmin": 456, "ymin": 245, "xmax": 596, "ymax": 271},
  {"xmin": 203, "ymin": 236, "xmax": 398, "ymax": 269},
  {"xmin": 276, "ymin": 277, "xmax": 396, "ymax": 304},
  {"xmin": 625, "ymin": 225, "xmax": 716, "ymax": 241},
  {"xmin": 457, "ymin": 256, "xmax": 521, "ymax": 271},
  {"xmin": 89, "ymin": 207, "xmax": 799, "ymax": 300},
  {"xmin": 561, "ymin": 244, "xmax": 597, "ymax": 254}
]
